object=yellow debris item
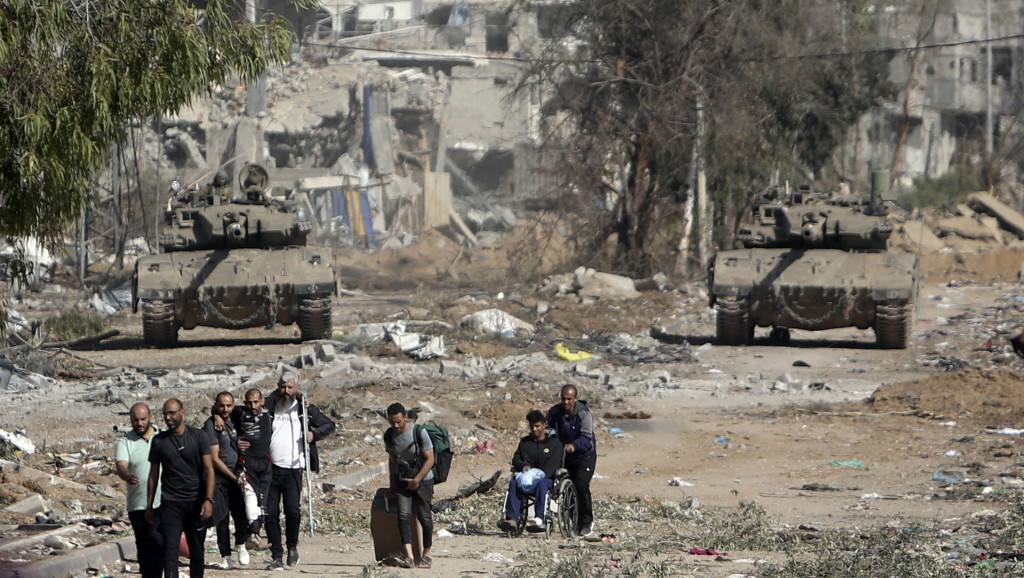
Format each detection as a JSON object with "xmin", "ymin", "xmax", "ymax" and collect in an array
[{"xmin": 555, "ymin": 342, "xmax": 592, "ymax": 361}]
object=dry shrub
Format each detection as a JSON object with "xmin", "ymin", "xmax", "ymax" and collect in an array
[{"xmin": 44, "ymin": 308, "xmax": 106, "ymax": 341}]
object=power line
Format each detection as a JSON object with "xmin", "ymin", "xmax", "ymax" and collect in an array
[
  {"xmin": 752, "ymin": 33, "xmax": 1024, "ymax": 62},
  {"xmin": 306, "ymin": 31, "xmax": 1024, "ymax": 66}
]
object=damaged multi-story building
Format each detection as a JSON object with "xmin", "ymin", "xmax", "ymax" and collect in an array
[
  {"xmin": 847, "ymin": 1, "xmax": 1024, "ymax": 195},
  {"xmin": 150, "ymin": 0, "xmax": 556, "ymax": 254}
]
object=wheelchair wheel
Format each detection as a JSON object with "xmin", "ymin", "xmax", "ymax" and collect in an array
[{"xmin": 556, "ymin": 478, "xmax": 579, "ymax": 537}]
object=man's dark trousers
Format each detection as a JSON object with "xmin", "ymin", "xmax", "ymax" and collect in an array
[
  {"xmin": 568, "ymin": 453, "xmax": 596, "ymax": 531},
  {"xmin": 159, "ymin": 499, "xmax": 205, "ymax": 578},
  {"xmin": 266, "ymin": 465, "xmax": 302, "ymax": 560},
  {"xmin": 214, "ymin": 475, "xmax": 250, "ymax": 556},
  {"xmin": 128, "ymin": 509, "xmax": 163, "ymax": 578}
]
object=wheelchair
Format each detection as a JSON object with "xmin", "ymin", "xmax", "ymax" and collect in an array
[{"xmin": 506, "ymin": 466, "xmax": 578, "ymax": 538}]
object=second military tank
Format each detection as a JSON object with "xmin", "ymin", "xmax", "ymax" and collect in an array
[{"xmin": 708, "ymin": 183, "xmax": 918, "ymax": 348}]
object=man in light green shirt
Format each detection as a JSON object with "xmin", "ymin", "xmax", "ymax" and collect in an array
[{"xmin": 115, "ymin": 403, "xmax": 162, "ymax": 578}]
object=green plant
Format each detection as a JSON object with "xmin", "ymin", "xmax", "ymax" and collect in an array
[
  {"xmin": 759, "ymin": 525, "xmax": 972, "ymax": 578},
  {"xmin": 898, "ymin": 171, "xmax": 980, "ymax": 209},
  {"xmin": 313, "ymin": 508, "xmax": 368, "ymax": 537}
]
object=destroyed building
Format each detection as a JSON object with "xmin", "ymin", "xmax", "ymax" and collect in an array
[{"xmin": 140, "ymin": 0, "xmax": 563, "ymax": 259}]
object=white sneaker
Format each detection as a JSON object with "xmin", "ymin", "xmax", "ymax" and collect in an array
[
  {"xmin": 237, "ymin": 544, "xmax": 250, "ymax": 566},
  {"xmin": 528, "ymin": 517, "xmax": 544, "ymax": 528},
  {"xmin": 579, "ymin": 523, "xmax": 594, "ymax": 537},
  {"xmin": 219, "ymin": 556, "xmax": 234, "ymax": 570}
]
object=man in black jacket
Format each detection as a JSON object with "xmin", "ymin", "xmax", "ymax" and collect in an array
[
  {"xmin": 498, "ymin": 409, "xmax": 563, "ymax": 532},
  {"xmin": 264, "ymin": 369, "xmax": 336, "ymax": 570},
  {"xmin": 547, "ymin": 384, "xmax": 597, "ymax": 536},
  {"xmin": 202, "ymin": 392, "xmax": 251, "ymax": 569}
]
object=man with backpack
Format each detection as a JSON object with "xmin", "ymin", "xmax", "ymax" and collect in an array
[{"xmin": 383, "ymin": 402, "xmax": 435, "ymax": 569}]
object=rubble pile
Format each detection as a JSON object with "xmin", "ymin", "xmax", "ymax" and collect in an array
[{"xmin": 895, "ymin": 192, "xmax": 1024, "ymax": 260}]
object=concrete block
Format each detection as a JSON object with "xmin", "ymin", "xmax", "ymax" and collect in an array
[
  {"xmin": 298, "ymin": 346, "xmax": 317, "ymax": 368},
  {"xmin": 491, "ymin": 357, "xmax": 518, "ymax": 374},
  {"xmin": 439, "ymin": 360, "xmax": 462, "ymax": 375},
  {"xmin": 316, "ymin": 343, "xmax": 337, "ymax": 362},
  {"xmin": 319, "ymin": 360, "xmax": 352, "ymax": 380},
  {"xmin": 4, "ymin": 494, "xmax": 48, "ymax": 516}
]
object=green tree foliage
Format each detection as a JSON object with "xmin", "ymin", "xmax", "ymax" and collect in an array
[
  {"xmin": 0, "ymin": 0, "xmax": 309, "ymax": 268},
  {"xmin": 899, "ymin": 171, "xmax": 979, "ymax": 209},
  {"xmin": 515, "ymin": 0, "xmax": 894, "ymax": 278}
]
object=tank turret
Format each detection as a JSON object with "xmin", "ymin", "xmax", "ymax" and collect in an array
[
  {"xmin": 160, "ymin": 164, "xmax": 314, "ymax": 252},
  {"xmin": 736, "ymin": 185, "xmax": 891, "ymax": 251}
]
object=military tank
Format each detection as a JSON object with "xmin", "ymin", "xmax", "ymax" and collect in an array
[
  {"xmin": 708, "ymin": 183, "xmax": 918, "ymax": 348},
  {"xmin": 133, "ymin": 164, "xmax": 336, "ymax": 347}
]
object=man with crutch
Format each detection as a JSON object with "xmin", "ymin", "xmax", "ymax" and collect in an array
[{"xmin": 263, "ymin": 369, "xmax": 335, "ymax": 570}]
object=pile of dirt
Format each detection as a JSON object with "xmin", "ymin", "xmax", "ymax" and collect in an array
[
  {"xmin": 865, "ymin": 369, "xmax": 1024, "ymax": 427},
  {"xmin": 337, "ymin": 217, "xmax": 574, "ymax": 293},
  {"xmin": 917, "ymin": 247, "xmax": 1024, "ymax": 283}
]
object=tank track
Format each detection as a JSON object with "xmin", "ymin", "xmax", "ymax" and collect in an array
[
  {"xmin": 716, "ymin": 296, "xmax": 753, "ymax": 345},
  {"xmin": 142, "ymin": 300, "xmax": 178, "ymax": 348},
  {"xmin": 298, "ymin": 297, "xmax": 332, "ymax": 341},
  {"xmin": 874, "ymin": 303, "xmax": 910, "ymax": 349}
]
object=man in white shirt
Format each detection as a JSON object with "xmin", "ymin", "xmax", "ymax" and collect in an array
[{"xmin": 263, "ymin": 369, "xmax": 335, "ymax": 570}]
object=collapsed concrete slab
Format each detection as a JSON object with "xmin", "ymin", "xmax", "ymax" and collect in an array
[
  {"xmin": 900, "ymin": 220, "xmax": 946, "ymax": 251},
  {"xmin": 933, "ymin": 216, "xmax": 1000, "ymax": 241},
  {"xmin": 3, "ymin": 494, "xmax": 49, "ymax": 516},
  {"xmin": 968, "ymin": 192, "xmax": 1024, "ymax": 239},
  {"xmin": 575, "ymin": 268, "xmax": 640, "ymax": 300}
]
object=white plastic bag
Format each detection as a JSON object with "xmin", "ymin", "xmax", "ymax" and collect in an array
[{"xmin": 515, "ymin": 468, "xmax": 545, "ymax": 493}]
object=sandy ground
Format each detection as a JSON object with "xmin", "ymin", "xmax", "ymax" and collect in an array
[{"xmin": 3, "ymin": 232, "xmax": 1024, "ymax": 576}]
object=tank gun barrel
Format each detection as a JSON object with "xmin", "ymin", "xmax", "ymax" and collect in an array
[{"xmin": 225, "ymin": 218, "xmax": 246, "ymax": 245}]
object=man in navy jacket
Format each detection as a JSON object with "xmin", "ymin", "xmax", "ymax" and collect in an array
[{"xmin": 546, "ymin": 384, "xmax": 597, "ymax": 536}]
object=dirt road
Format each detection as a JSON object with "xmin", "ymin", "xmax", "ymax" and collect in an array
[{"xmin": 3, "ymin": 242, "xmax": 1024, "ymax": 576}]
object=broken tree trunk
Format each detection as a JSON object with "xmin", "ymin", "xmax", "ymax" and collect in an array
[{"xmin": 41, "ymin": 330, "xmax": 120, "ymax": 349}]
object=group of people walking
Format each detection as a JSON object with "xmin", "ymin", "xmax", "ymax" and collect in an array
[
  {"xmin": 115, "ymin": 370, "xmax": 335, "ymax": 577},
  {"xmin": 116, "ymin": 373, "xmax": 596, "ymax": 575}
]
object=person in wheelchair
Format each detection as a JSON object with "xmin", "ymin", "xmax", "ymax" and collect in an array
[{"xmin": 497, "ymin": 410, "xmax": 563, "ymax": 533}]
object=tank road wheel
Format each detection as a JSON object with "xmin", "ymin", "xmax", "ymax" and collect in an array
[
  {"xmin": 874, "ymin": 303, "xmax": 910, "ymax": 349},
  {"xmin": 141, "ymin": 300, "xmax": 178, "ymax": 348},
  {"xmin": 298, "ymin": 297, "xmax": 332, "ymax": 341},
  {"xmin": 716, "ymin": 296, "xmax": 753, "ymax": 346}
]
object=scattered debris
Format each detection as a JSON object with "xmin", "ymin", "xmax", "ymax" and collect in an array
[
  {"xmin": 459, "ymin": 309, "xmax": 534, "ymax": 336},
  {"xmin": 0, "ymin": 429, "xmax": 35, "ymax": 454}
]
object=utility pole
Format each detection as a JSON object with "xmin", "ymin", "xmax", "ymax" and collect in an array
[
  {"xmin": 985, "ymin": 0, "xmax": 993, "ymax": 156},
  {"xmin": 245, "ymin": 0, "xmax": 267, "ymax": 116},
  {"xmin": 696, "ymin": 101, "xmax": 712, "ymax": 275}
]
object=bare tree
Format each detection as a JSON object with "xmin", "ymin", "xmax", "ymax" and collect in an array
[{"xmin": 514, "ymin": 0, "xmax": 894, "ymax": 280}]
